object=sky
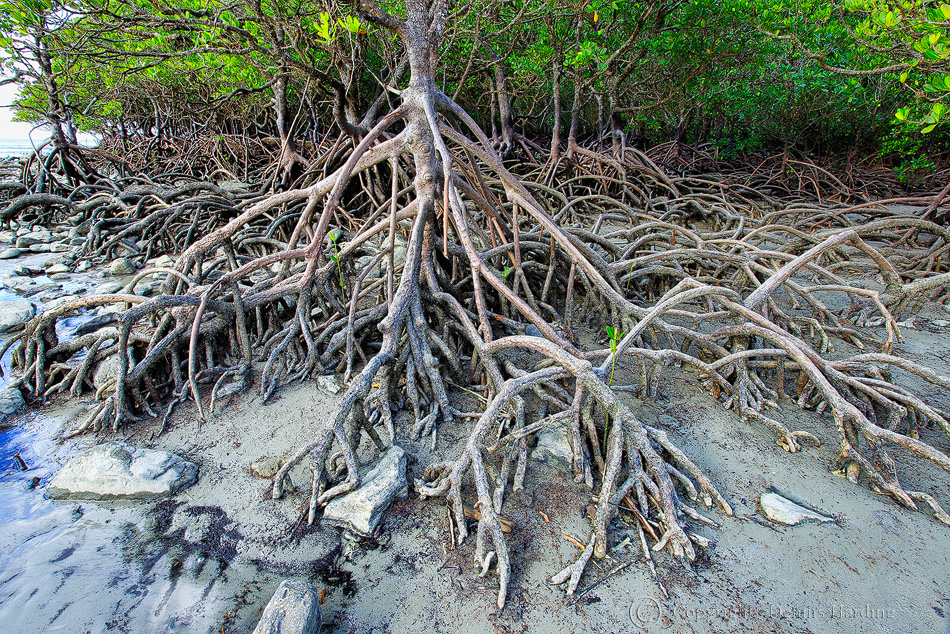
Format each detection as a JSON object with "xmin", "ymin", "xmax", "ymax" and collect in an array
[{"xmin": 0, "ymin": 83, "xmax": 43, "ymax": 141}]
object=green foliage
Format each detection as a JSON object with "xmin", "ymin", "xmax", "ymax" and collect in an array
[{"xmin": 3, "ymin": 0, "xmax": 946, "ymax": 166}]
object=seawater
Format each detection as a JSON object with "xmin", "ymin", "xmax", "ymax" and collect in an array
[{"xmin": 0, "ymin": 139, "xmax": 38, "ymax": 157}]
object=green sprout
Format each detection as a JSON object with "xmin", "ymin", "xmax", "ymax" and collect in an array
[
  {"xmin": 329, "ymin": 228, "xmax": 345, "ymax": 295},
  {"xmin": 605, "ymin": 324, "xmax": 625, "ymax": 447},
  {"xmin": 606, "ymin": 325, "xmax": 625, "ymax": 387}
]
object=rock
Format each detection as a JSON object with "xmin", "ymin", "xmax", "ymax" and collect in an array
[
  {"xmin": 327, "ymin": 227, "xmax": 344, "ymax": 244},
  {"xmin": 13, "ymin": 264, "xmax": 39, "ymax": 277},
  {"xmin": 95, "ymin": 282, "xmax": 123, "ymax": 295},
  {"xmin": 72, "ymin": 312, "xmax": 119, "ymax": 337},
  {"xmin": 75, "ymin": 259, "xmax": 92, "ymax": 272},
  {"xmin": 15, "ymin": 230, "xmax": 51, "ymax": 248},
  {"xmin": 530, "ymin": 422, "xmax": 573, "ymax": 471},
  {"xmin": 50, "ymin": 242, "xmax": 72, "ymax": 253},
  {"xmin": 250, "ymin": 457, "xmax": 288, "ymax": 479},
  {"xmin": 154, "ymin": 254, "xmax": 176, "ymax": 268},
  {"xmin": 317, "ymin": 374, "xmax": 343, "ymax": 395},
  {"xmin": 93, "ymin": 355, "xmax": 121, "ymax": 391},
  {"xmin": 354, "ymin": 255, "xmax": 382, "ymax": 277},
  {"xmin": 3, "ymin": 275, "xmax": 34, "ymax": 290},
  {"xmin": 134, "ymin": 280, "xmax": 160, "ymax": 296},
  {"xmin": 524, "ymin": 324, "xmax": 543, "ymax": 338},
  {"xmin": 29, "ymin": 243, "xmax": 51, "ymax": 253},
  {"xmin": 323, "ymin": 446, "xmax": 408, "ymax": 535},
  {"xmin": 49, "ymin": 273, "xmax": 71, "ymax": 282},
  {"xmin": 110, "ymin": 257, "xmax": 136, "ymax": 276},
  {"xmin": 47, "ymin": 441, "xmax": 198, "ymax": 500},
  {"xmin": 0, "ymin": 247, "xmax": 21, "ymax": 259},
  {"xmin": 252, "ymin": 580, "xmax": 322, "ymax": 634},
  {"xmin": 0, "ymin": 386, "xmax": 24, "ymax": 416},
  {"xmin": 0, "ymin": 230, "xmax": 14, "ymax": 243},
  {"xmin": 46, "ymin": 263, "xmax": 70, "ymax": 275},
  {"xmin": 22, "ymin": 282, "xmax": 60, "ymax": 297},
  {"xmin": 0, "ymin": 300, "xmax": 35, "ymax": 330},
  {"xmin": 760, "ymin": 492, "xmax": 834, "ymax": 526},
  {"xmin": 933, "ymin": 319, "xmax": 950, "ymax": 328}
]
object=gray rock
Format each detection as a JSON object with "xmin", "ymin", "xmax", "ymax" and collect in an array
[
  {"xmin": 760, "ymin": 492, "xmax": 834, "ymax": 526},
  {"xmin": 252, "ymin": 580, "xmax": 322, "ymax": 634},
  {"xmin": 323, "ymin": 446, "xmax": 408, "ymax": 535},
  {"xmin": 933, "ymin": 319, "xmax": 950, "ymax": 328},
  {"xmin": 0, "ymin": 386, "xmax": 24, "ymax": 416},
  {"xmin": 153, "ymin": 254, "xmax": 176, "ymax": 268},
  {"xmin": 46, "ymin": 263, "xmax": 70, "ymax": 275},
  {"xmin": 0, "ymin": 230, "xmax": 14, "ymax": 243},
  {"xmin": 0, "ymin": 247, "xmax": 21, "ymax": 259},
  {"xmin": 47, "ymin": 442, "xmax": 198, "ymax": 500},
  {"xmin": 93, "ymin": 355, "xmax": 121, "ymax": 391},
  {"xmin": 530, "ymin": 422, "xmax": 573, "ymax": 471},
  {"xmin": 95, "ymin": 282, "xmax": 123, "ymax": 295},
  {"xmin": 524, "ymin": 324, "xmax": 543, "ymax": 338},
  {"xmin": 75, "ymin": 259, "xmax": 92, "ymax": 272},
  {"xmin": 3, "ymin": 275, "xmax": 34, "ymax": 290},
  {"xmin": 49, "ymin": 273, "xmax": 71, "ymax": 282},
  {"xmin": 15, "ymin": 230, "xmax": 51, "ymax": 248},
  {"xmin": 72, "ymin": 312, "xmax": 118, "ymax": 337},
  {"xmin": 134, "ymin": 281, "xmax": 160, "ymax": 296},
  {"xmin": 13, "ymin": 264, "xmax": 40, "ymax": 277},
  {"xmin": 29, "ymin": 243, "xmax": 51, "ymax": 253},
  {"xmin": 110, "ymin": 257, "xmax": 136, "ymax": 276},
  {"xmin": 0, "ymin": 300, "xmax": 35, "ymax": 330},
  {"xmin": 250, "ymin": 457, "xmax": 288, "ymax": 479},
  {"xmin": 354, "ymin": 255, "xmax": 382, "ymax": 277},
  {"xmin": 50, "ymin": 242, "xmax": 72, "ymax": 253},
  {"xmin": 317, "ymin": 374, "xmax": 343, "ymax": 396}
]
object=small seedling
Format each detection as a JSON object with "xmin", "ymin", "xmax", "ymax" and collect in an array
[
  {"xmin": 503, "ymin": 265, "xmax": 512, "ymax": 281},
  {"xmin": 606, "ymin": 325, "xmax": 625, "ymax": 386},
  {"xmin": 329, "ymin": 228, "xmax": 345, "ymax": 293},
  {"xmin": 625, "ymin": 259, "xmax": 638, "ymax": 292}
]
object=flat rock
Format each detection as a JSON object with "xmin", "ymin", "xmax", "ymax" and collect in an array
[
  {"xmin": 15, "ymin": 230, "xmax": 51, "ymax": 248},
  {"xmin": 13, "ymin": 264, "xmax": 40, "ymax": 277},
  {"xmin": 252, "ymin": 580, "xmax": 322, "ymax": 634},
  {"xmin": 760, "ymin": 492, "xmax": 834, "ymax": 526},
  {"xmin": 29, "ymin": 243, "xmax": 51, "ymax": 253},
  {"xmin": 47, "ymin": 441, "xmax": 198, "ymax": 500},
  {"xmin": 110, "ymin": 257, "xmax": 136, "ymax": 276},
  {"xmin": 74, "ymin": 259, "xmax": 92, "ymax": 272},
  {"xmin": 317, "ymin": 374, "xmax": 343, "ymax": 395},
  {"xmin": 0, "ymin": 300, "xmax": 35, "ymax": 331},
  {"xmin": 323, "ymin": 445, "xmax": 408, "ymax": 535},
  {"xmin": 530, "ymin": 422, "xmax": 573, "ymax": 471},
  {"xmin": 95, "ymin": 282, "xmax": 123, "ymax": 295},
  {"xmin": 46, "ymin": 263, "xmax": 70, "ymax": 275},
  {"xmin": 0, "ymin": 386, "xmax": 24, "ymax": 416},
  {"xmin": 0, "ymin": 247, "xmax": 21, "ymax": 259},
  {"xmin": 50, "ymin": 242, "xmax": 72, "ymax": 253}
]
